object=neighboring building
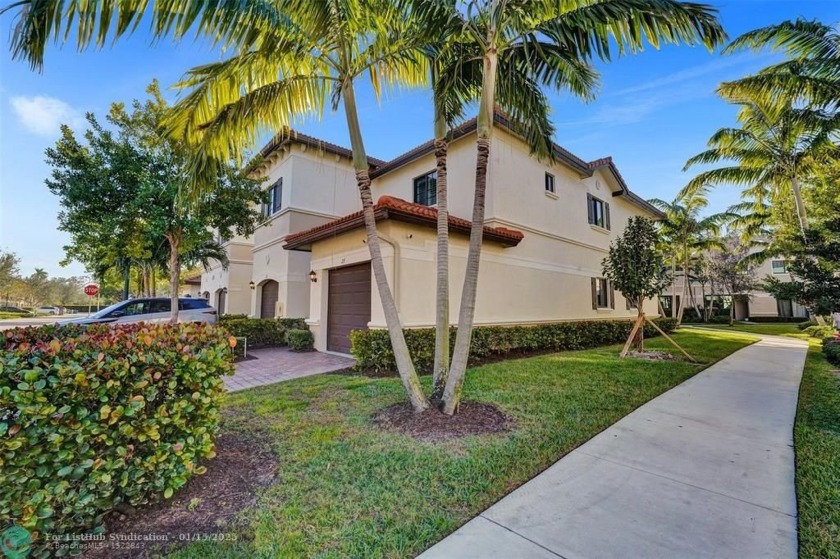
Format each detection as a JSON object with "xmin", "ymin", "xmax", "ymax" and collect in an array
[
  {"xmin": 662, "ymin": 251, "xmax": 808, "ymax": 321},
  {"xmin": 200, "ymin": 233, "xmax": 255, "ymax": 316},
  {"xmin": 282, "ymin": 113, "xmax": 665, "ymax": 353},
  {"xmin": 181, "ymin": 275, "xmax": 202, "ymax": 299},
  {"xmin": 200, "ymin": 130, "xmax": 381, "ymax": 319}
]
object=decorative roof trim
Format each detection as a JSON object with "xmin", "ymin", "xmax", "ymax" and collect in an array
[{"xmin": 283, "ymin": 196, "xmax": 524, "ymax": 251}]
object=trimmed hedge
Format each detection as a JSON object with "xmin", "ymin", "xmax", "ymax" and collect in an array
[
  {"xmin": 747, "ymin": 316, "xmax": 811, "ymax": 323},
  {"xmin": 804, "ymin": 325, "xmax": 837, "ymax": 340},
  {"xmin": 221, "ymin": 317, "xmax": 307, "ymax": 348},
  {"xmin": 350, "ymin": 318, "xmax": 678, "ymax": 373},
  {"xmin": 0, "ymin": 322, "xmax": 235, "ymax": 556},
  {"xmin": 287, "ymin": 329, "xmax": 314, "ymax": 352},
  {"xmin": 822, "ymin": 336, "xmax": 840, "ymax": 366}
]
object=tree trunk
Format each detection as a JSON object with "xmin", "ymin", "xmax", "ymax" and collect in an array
[
  {"xmin": 151, "ymin": 271, "xmax": 157, "ymax": 297},
  {"xmin": 167, "ymin": 232, "xmax": 181, "ymax": 324},
  {"xmin": 342, "ymin": 80, "xmax": 428, "ymax": 412},
  {"xmin": 791, "ymin": 174, "xmax": 809, "ymax": 236},
  {"xmin": 122, "ymin": 264, "xmax": 130, "ymax": 301},
  {"xmin": 638, "ymin": 304, "xmax": 645, "ymax": 353},
  {"xmin": 677, "ymin": 247, "xmax": 688, "ymax": 325},
  {"xmin": 142, "ymin": 264, "xmax": 152, "ymax": 298},
  {"xmin": 431, "ymin": 134, "xmax": 450, "ymax": 403},
  {"xmin": 442, "ymin": 49, "xmax": 498, "ymax": 416},
  {"xmin": 729, "ymin": 295, "xmax": 735, "ymax": 326}
]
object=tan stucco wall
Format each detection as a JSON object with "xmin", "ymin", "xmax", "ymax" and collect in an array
[
  {"xmin": 306, "ymin": 220, "xmax": 658, "ymax": 353},
  {"xmin": 248, "ymin": 145, "xmax": 362, "ymax": 318},
  {"xmin": 200, "ymin": 239, "xmax": 254, "ymax": 315}
]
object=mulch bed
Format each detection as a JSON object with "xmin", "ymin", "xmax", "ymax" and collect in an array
[
  {"xmin": 626, "ymin": 350, "xmax": 680, "ymax": 362},
  {"xmin": 82, "ymin": 433, "xmax": 278, "ymax": 559},
  {"xmin": 373, "ymin": 401, "xmax": 513, "ymax": 442}
]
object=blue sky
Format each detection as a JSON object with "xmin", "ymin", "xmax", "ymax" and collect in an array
[{"xmin": 1, "ymin": 1, "xmax": 839, "ymax": 278}]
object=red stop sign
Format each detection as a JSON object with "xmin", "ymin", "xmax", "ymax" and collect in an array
[{"xmin": 83, "ymin": 283, "xmax": 100, "ymax": 297}]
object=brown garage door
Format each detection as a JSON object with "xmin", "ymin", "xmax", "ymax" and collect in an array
[
  {"xmin": 328, "ymin": 263, "xmax": 371, "ymax": 354},
  {"xmin": 261, "ymin": 280, "xmax": 279, "ymax": 318}
]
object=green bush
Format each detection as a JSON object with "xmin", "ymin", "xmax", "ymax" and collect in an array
[
  {"xmin": 286, "ymin": 329, "xmax": 314, "ymax": 352},
  {"xmin": 350, "ymin": 318, "xmax": 678, "ymax": 373},
  {"xmin": 804, "ymin": 325, "xmax": 837, "ymax": 339},
  {"xmin": 221, "ymin": 317, "xmax": 307, "ymax": 348},
  {"xmin": 219, "ymin": 313, "xmax": 249, "ymax": 322},
  {"xmin": 747, "ymin": 316, "xmax": 811, "ymax": 323},
  {"xmin": 797, "ymin": 320, "xmax": 818, "ymax": 331},
  {"xmin": 822, "ymin": 336, "xmax": 840, "ymax": 366},
  {"xmin": 709, "ymin": 315, "xmax": 732, "ymax": 324},
  {"xmin": 0, "ymin": 322, "xmax": 235, "ymax": 556}
]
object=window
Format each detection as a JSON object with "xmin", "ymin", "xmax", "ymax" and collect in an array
[
  {"xmin": 591, "ymin": 278, "xmax": 613, "ymax": 309},
  {"xmin": 111, "ymin": 300, "xmax": 147, "ymax": 317},
  {"xmin": 545, "ymin": 172, "xmax": 555, "ymax": 193},
  {"xmin": 264, "ymin": 179, "xmax": 283, "ymax": 216},
  {"xmin": 148, "ymin": 300, "xmax": 171, "ymax": 313},
  {"xmin": 771, "ymin": 260, "xmax": 787, "ymax": 275},
  {"xmin": 587, "ymin": 194, "xmax": 610, "ymax": 230},
  {"xmin": 181, "ymin": 299, "xmax": 211, "ymax": 310},
  {"xmin": 777, "ymin": 298, "xmax": 793, "ymax": 318},
  {"xmin": 413, "ymin": 171, "xmax": 437, "ymax": 206}
]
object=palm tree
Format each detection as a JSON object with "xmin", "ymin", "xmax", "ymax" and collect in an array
[
  {"xmin": 439, "ymin": 0, "xmax": 726, "ymax": 415},
  {"xmin": 650, "ymin": 185, "xmax": 733, "ymax": 325},
  {"xmin": 425, "ymin": 5, "xmax": 596, "ymax": 403},
  {"xmin": 4, "ymin": 0, "xmax": 436, "ymax": 410},
  {"xmin": 719, "ymin": 19, "xmax": 840, "ymax": 110},
  {"xmin": 683, "ymin": 95, "xmax": 839, "ymax": 237}
]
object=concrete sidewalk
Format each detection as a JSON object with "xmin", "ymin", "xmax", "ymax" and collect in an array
[{"xmin": 420, "ymin": 336, "xmax": 809, "ymax": 559}]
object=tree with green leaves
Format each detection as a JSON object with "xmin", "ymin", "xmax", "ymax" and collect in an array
[
  {"xmin": 650, "ymin": 185, "xmax": 733, "ymax": 325},
  {"xmin": 719, "ymin": 19, "xmax": 840, "ymax": 112},
  {"xmin": 45, "ymin": 82, "xmax": 266, "ymax": 322},
  {"xmin": 683, "ymin": 95, "xmax": 839, "ymax": 237},
  {"xmin": 436, "ymin": 0, "xmax": 725, "ymax": 415},
  {"xmin": 706, "ymin": 239, "xmax": 758, "ymax": 325},
  {"xmin": 602, "ymin": 217, "xmax": 669, "ymax": 354},
  {"xmin": 0, "ymin": 250, "xmax": 20, "ymax": 305},
  {"xmin": 5, "ymin": 0, "xmax": 724, "ymax": 415}
]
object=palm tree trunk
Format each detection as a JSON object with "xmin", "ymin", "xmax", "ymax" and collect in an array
[
  {"xmin": 791, "ymin": 175, "xmax": 809, "ymax": 235},
  {"xmin": 142, "ymin": 264, "xmax": 151, "ymax": 298},
  {"xmin": 167, "ymin": 231, "xmax": 181, "ymax": 324},
  {"xmin": 431, "ymin": 113, "xmax": 450, "ymax": 402},
  {"xmin": 342, "ymin": 80, "xmax": 428, "ymax": 412},
  {"xmin": 442, "ymin": 49, "xmax": 498, "ymax": 416},
  {"xmin": 677, "ymin": 248, "xmax": 689, "ymax": 325}
]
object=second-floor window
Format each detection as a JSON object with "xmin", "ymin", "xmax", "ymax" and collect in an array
[
  {"xmin": 264, "ymin": 179, "xmax": 283, "ymax": 216},
  {"xmin": 587, "ymin": 194, "xmax": 611, "ymax": 230},
  {"xmin": 545, "ymin": 172, "xmax": 555, "ymax": 193},
  {"xmin": 413, "ymin": 171, "xmax": 437, "ymax": 206},
  {"xmin": 771, "ymin": 260, "xmax": 787, "ymax": 274}
]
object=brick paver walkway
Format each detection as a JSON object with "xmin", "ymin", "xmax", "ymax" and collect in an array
[{"xmin": 226, "ymin": 348, "xmax": 355, "ymax": 392}]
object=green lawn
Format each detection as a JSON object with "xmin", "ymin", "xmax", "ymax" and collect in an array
[
  {"xmin": 796, "ymin": 340, "xmax": 840, "ymax": 559},
  {"xmin": 690, "ymin": 322, "xmax": 809, "ymax": 337},
  {"xmin": 169, "ymin": 329, "xmax": 756, "ymax": 559}
]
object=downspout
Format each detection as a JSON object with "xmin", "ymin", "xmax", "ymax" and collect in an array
[{"xmin": 376, "ymin": 232, "xmax": 400, "ymax": 311}]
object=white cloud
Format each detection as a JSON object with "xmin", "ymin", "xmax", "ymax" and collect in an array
[
  {"xmin": 558, "ymin": 86, "xmax": 710, "ymax": 127},
  {"xmin": 610, "ymin": 53, "xmax": 772, "ymax": 97},
  {"xmin": 10, "ymin": 95, "xmax": 82, "ymax": 137}
]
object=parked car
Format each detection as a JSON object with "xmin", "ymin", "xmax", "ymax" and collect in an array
[
  {"xmin": 0, "ymin": 306, "xmax": 35, "ymax": 316},
  {"xmin": 59, "ymin": 298, "xmax": 218, "ymax": 326},
  {"xmin": 37, "ymin": 306, "xmax": 61, "ymax": 315}
]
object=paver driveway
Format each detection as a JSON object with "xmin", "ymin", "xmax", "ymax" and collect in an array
[{"xmin": 226, "ymin": 347, "xmax": 355, "ymax": 392}]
